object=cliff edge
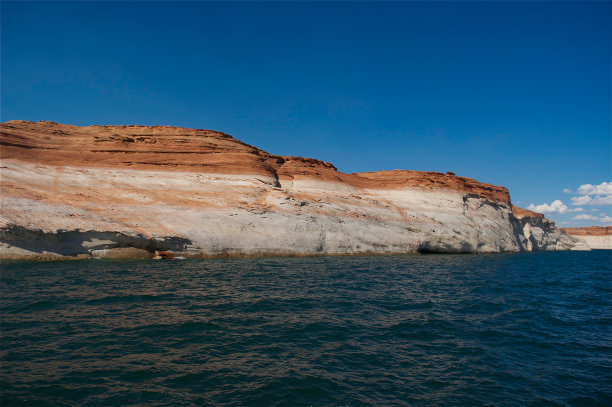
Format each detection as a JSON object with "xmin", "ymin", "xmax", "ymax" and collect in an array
[{"xmin": 0, "ymin": 121, "xmax": 587, "ymax": 259}]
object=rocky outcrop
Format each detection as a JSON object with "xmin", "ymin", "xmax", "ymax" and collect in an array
[
  {"xmin": 561, "ymin": 226, "xmax": 612, "ymax": 250},
  {"xmin": 511, "ymin": 205, "xmax": 590, "ymax": 251},
  {"xmin": 0, "ymin": 121, "xmax": 587, "ymax": 259}
]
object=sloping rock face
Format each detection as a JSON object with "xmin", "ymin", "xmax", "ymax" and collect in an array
[
  {"xmin": 511, "ymin": 205, "xmax": 589, "ymax": 251},
  {"xmin": 0, "ymin": 121, "xmax": 584, "ymax": 259},
  {"xmin": 561, "ymin": 226, "xmax": 612, "ymax": 250}
]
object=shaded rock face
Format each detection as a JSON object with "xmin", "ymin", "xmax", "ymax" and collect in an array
[
  {"xmin": 0, "ymin": 225, "xmax": 193, "ymax": 260},
  {"xmin": 0, "ymin": 121, "xmax": 585, "ymax": 259},
  {"xmin": 561, "ymin": 227, "xmax": 612, "ymax": 250},
  {"xmin": 511, "ymin": 206, "xmax": 589, "ymax": 251}
]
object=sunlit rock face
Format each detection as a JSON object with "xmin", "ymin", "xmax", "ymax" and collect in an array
[
  {"xmin": 561, "ymin": 227, "xmax": 612, "ymax": 250},
  {"xmin": 0, "ymin": 121, "xmax": 586, "ymax": 259}
]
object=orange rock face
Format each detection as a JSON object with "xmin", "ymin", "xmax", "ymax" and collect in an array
[
  {"xmin": 561, "ymin": 226, "xmax": 612, "ymax": 236},
  {"xmin": 355, "ymin": 170, "xmax": 511, "ymax": 204},
  {"xmin": 0, "ymin": 120, "xmax": 278, "ymax": 179},
  {"xmin": 0, "ymin": 120, "xmax": 511, "ymax": 204},
  {"xmin": 512, "ymin": 205, "xmax": 545, "ymax": 219}
]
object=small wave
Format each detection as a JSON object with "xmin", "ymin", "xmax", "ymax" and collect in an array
[
  {"xmin": 11, "ymin": 299, "xmax": 56, "ymax": 313},
  {"xmin": 385, "ymin": 301, "xmax": 435, "ymax": 311},
  {"xmin": 111, "ymin": 320, "xmax": 222, "ymax": 336},
  {"xmin": 86, "ymin": 293, "xmax": 176, "ymax": 305}
]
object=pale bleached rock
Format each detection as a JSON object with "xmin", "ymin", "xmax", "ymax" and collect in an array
[
  {"xmin": 575, "ymin": 236, "xmax": 611, "ymax": 250},
  {"xmin": 561, "ymin": 227, "xmax": 612, "ymax": 250},
  {"xmin": 0, "ymin": 160, "xmax": 529, "ymax": 258}
]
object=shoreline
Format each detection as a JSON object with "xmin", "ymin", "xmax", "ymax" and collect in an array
[{"xmin": 3, "ymin": 248, "xmax": 607, "ymax": 263}]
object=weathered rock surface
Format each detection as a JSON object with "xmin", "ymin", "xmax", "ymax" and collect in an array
[
  {"xmin": 511, "ymin": 205, "xmax": 590, "ymax": 251},
  {"xmin": 561, "ymin": 226, "xmax": 612, "ymax": 250},
  {"xmin": 0, "ymin": 121, "xmax": 587, "ymax": 259}
]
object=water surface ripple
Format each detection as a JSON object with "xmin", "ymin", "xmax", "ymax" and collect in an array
[{"xmin": 1, "ymin": 251, "xmax": 611, "ymax": 406}]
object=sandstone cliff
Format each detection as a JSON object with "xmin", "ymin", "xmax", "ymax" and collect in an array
[
  {"xmin": 561, "ymin": 226, "xmax": 612, "ymax": 250},
  {"xmin": 0, "ymin": 121, "xmax": 587, "ymax": 259}
]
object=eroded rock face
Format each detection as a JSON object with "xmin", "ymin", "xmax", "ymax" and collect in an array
[
  {"xmin": 511, "ymin": 205, "xmax": 590, "ymax": 251},
  {"xmin": 561, "ymin": 227, "xmax": 612, "ymax": 250},
  {"xmin": 0, "ymin": 121, "xmax": 585, "ymax": 259}
]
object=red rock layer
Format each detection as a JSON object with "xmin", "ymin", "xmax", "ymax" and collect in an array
[
  {"xmin": 355, "ymin": 170, "xmax": 511, "ymax": 204},
  {"xmin": 1, "ymin": 120, "xmax": 510, "ymax": 204},
  {"xmin": 561, "ymin": 226, "xmax": 612, "ymax": 236},
  {"xmin": 512, "ymin": 205, "xmax": 545, "ymax": 219},
  {"xmin": 0, "ymin": 120, "xmax": 278, "ymax": 178}
]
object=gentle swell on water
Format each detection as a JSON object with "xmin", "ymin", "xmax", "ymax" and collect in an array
[{"xmin": 1, "ymin": 251, "xmax": 611, "ymax": 406}]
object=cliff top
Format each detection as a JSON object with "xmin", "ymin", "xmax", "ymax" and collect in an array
[
  {"xmin": 512, "ymin": 205, "xmax": 545, "ymax": 219},
  {"xmin": 561, "ymin": 226, "xmax": 612, "ymax": 236},
  {"xmin": 1, "ymin": 120, "xmax": 511, "ymax": 204}
]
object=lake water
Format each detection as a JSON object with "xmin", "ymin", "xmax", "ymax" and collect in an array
[{"xmin": 1, "ymin": 251, "xmax": 611, "ymax": 406}]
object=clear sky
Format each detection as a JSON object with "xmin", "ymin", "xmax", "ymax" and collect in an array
[{"xmin": 2, "ymin": 1, "xmax": 610, "ymax": 226}]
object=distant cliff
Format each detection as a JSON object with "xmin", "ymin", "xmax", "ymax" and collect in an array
[
  {"xmin": 561, "ymin": 226, "xmax": 612, "ymax": 250},
  {"xmin": 0, "ymin": 120, "xmax": 588, "ymax": 259},
  {"xmin": 511, "ymin": 205, "xmax": 589, "ymax": 251}
]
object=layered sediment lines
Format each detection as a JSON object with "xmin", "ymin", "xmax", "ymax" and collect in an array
[
  {"xmin": 0, "ymin": 121, "xmax": 586, "ymax": 259},
  {"xmin": 561, "ymin": 227, "xmax": 612, "ymax": 250}
]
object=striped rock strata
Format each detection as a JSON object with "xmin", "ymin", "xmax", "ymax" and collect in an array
[
  {"xmin": 561, "ymin": 227, "xmax": 612, "ymax": 250},
  {"xmin": 0, "ymin": 120, "xmax": 587, "ymax": 259}
]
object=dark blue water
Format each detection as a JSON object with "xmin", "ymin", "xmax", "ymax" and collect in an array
[{"xmin": 1, "ymin": 251, "xmax": 611, "ymax": 406}]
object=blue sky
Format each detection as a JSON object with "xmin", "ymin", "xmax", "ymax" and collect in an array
[{"xmin": 2, "ymin": 1, "xmax": 610, "ymax": 226}]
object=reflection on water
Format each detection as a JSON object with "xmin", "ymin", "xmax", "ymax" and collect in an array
[{"xmin": 2, "ymin": 252, "xmax": 611, "ymax": 406}]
